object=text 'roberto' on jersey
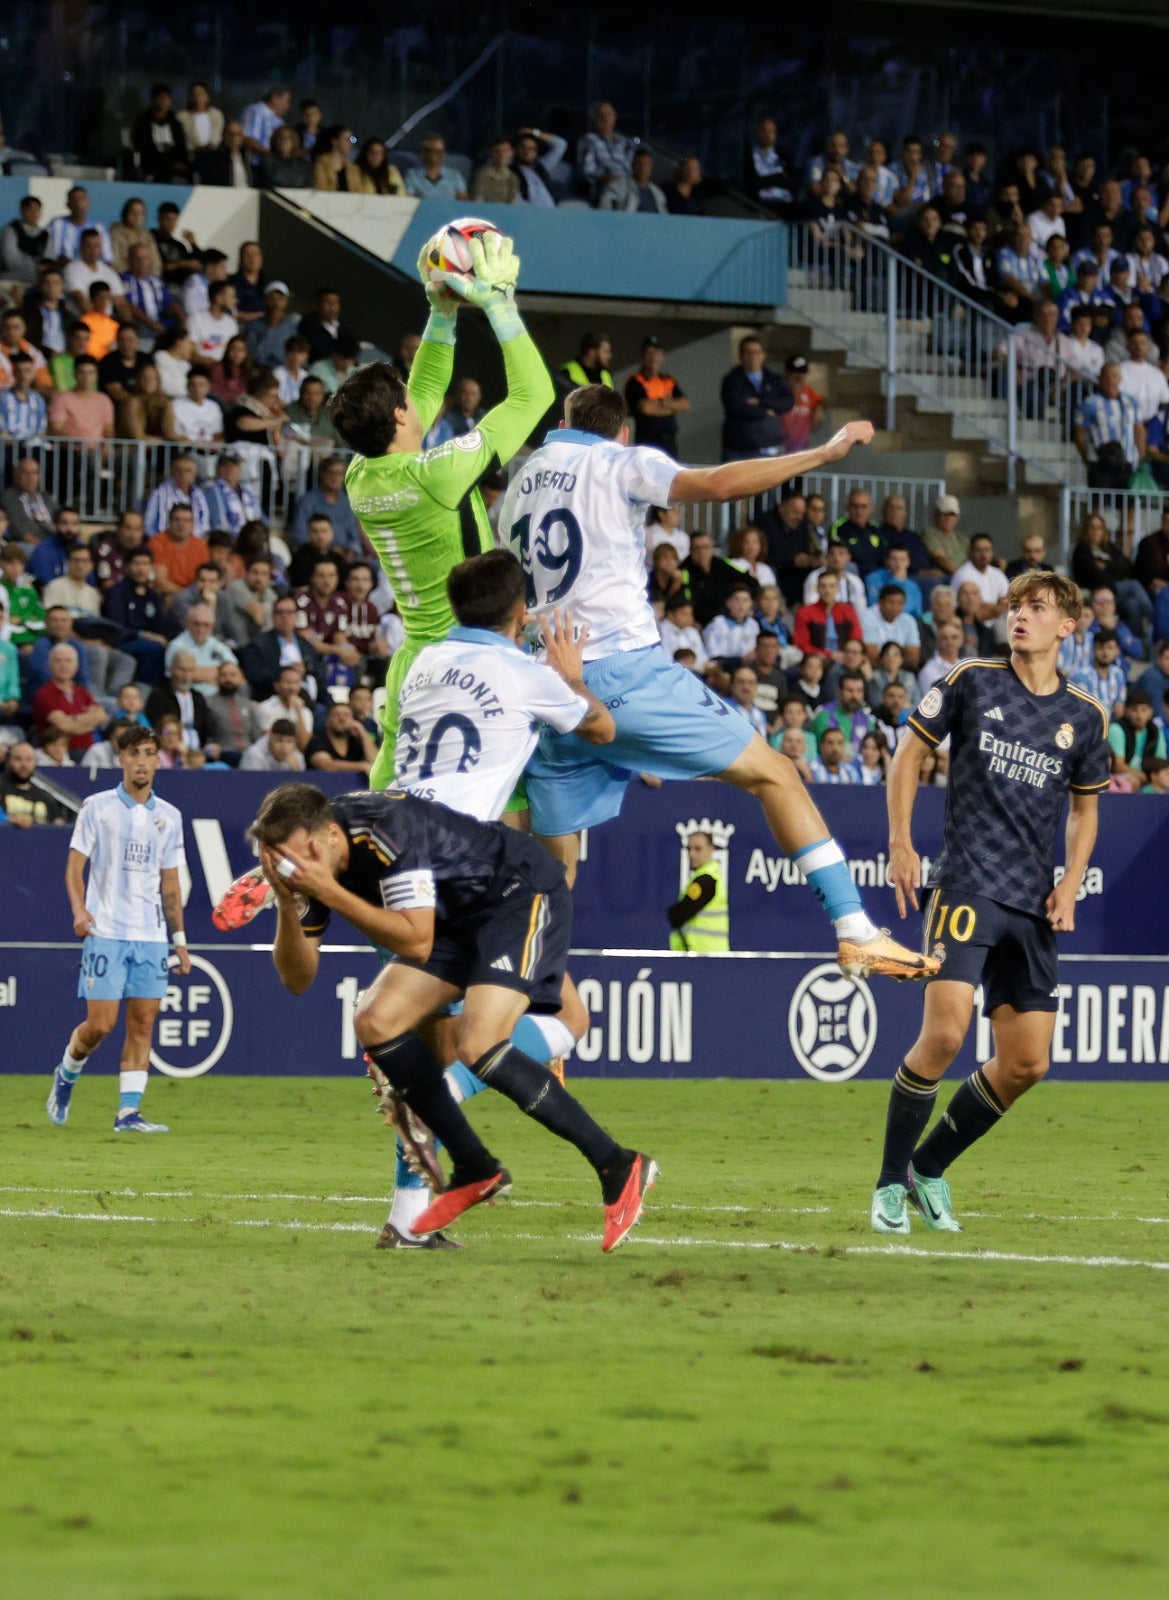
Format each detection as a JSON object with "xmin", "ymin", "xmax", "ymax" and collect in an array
[
  {"xmin": 908, "ymin": 658, "xmax": 1110, "ymax": 916},
  {"xmin": 498, "ymin": 429, "xmax": 679, "ymax": 659}
]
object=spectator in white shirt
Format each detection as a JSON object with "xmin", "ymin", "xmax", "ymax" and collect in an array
[
  {"xmin": 728, "ymin": 525, "xmax": 777, "ymax": 590},
  {"xmin": 950, "ymin": 532, "xmax": 1010, "ymax": 619},
  {"xmin": 1026, "ymin": 191, "xmax": 1066, "ymax": 250},
  {"xmin": 187, "ymin": 281, "xmax": 239, "ymax": 364},
  {"xmin": 63, "ymin": 230, "xmax": 119, "ymax": 313},
  {"xmin": 803, "ymin": 541, "xmax": 867, "ymax": 612},
  {"xmin": 153, "ymin": 330, "xmax": 193, "ymax": 399},
  {"xmin": 1062, "ymin": 305, "xmax": 1105, "ymax": 383},
  {"xmin": 703, "ymin": 585, "xmax": 760, "ymax": 662},
  {"xmin": 255, "ymin": 663, "xmax": 314, "ymax": 747},
  {"xmin": 241, "ymin": 87, "xmax": 292, "ymax": 166},
  {"xmin": 172, "ymin": 366, "xmax": 224, "ymax": 444},
  {"xmin": 643, "ymin": 504, "xmax": 689, "ymax": 565},
  {"xmin": 576, "ymin": 102, "xmax": 636, "ymax": 204},
  {"xmin": 659, "ymin": 594, "xmax": 707, "ymax": 667},
  {"xmin": 1119, "ymin": 331, "xmax": 1169, "ymax": 424},
  {"xmin": 864, "ymin": 585, "xmax": 922, "ymax": 669}
]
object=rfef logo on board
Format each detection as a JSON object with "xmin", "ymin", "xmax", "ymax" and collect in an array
[
  {"xmin": 150, "ymin": 953, "xmax": 234, "ymax": 1078},
  {"xmin": 788, "ymin": 962, "xmax": 877, "ymax": 1082}
]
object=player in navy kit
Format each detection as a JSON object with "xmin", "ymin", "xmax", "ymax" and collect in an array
[
  {"xmin": 872, "ymin": 570, "xmax": 1110, "ymax": 1233},
  {"xmin": 251, "ymin": 784, "xmax": 656, "ymax": 1251}
]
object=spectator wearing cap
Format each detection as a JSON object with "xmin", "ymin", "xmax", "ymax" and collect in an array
[
  {"xmin": 719, "ymin": 335, "xmax": 793, "ymax": 461},
  {"xmin": 624, "ymin": 337, "xmax": 689, "ymax": 457},
  {"xmin": 131, "ymin": 83, "xmax": 189, "ymax": 183},
  {"xmin": 241, "ymin": 87, "xmax": 291, "ymax": 167},
  {"xmin": 923, "ymin": 495, "xmax": 967, "ymax": 577},
  {"xmin": 778, "ymin": 355, "xmax": 826, "ymax": 454},
  {"xmin": 309, "ymin": 331, "xmax": 361, "ymax": 396},
  {"xmin": 247, "ymin": 282, "xmax": 301, "ymax": 368},
  {"xmin": 202, "ymin": 455, "xmax": 264, "ymax": 536},
  {"xmin": 577, "ymin": 102, "xmax": 636, "ymax": 204},
  {"xmin": 288, "ymin": 456, "xmax": 363, "ymax": 555},
  {"xmin": 406, "ymin": 136, "xmax": 468, "ymax": 201},
  {"xmin": 599, "ymin": 149, "xmax": 667, "ymax": 213}
]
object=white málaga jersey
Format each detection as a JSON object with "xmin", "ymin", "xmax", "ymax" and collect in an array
[
  {"xmin": 499, "ymin": 430, "xmax": 679, "ymax": 661},
  {"xmin": 395, "ymin": 628, "xmax": 589, "ymax": 820},
  {"xmin": 69, "ymin": 785, "xmax": 186, "ymax": 941}
]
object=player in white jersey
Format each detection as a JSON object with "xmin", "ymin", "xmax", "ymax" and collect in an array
[
  {"xmin": 47, "ymin": 726, "xmax": 190, "ymax": 1133},
  {"xmin": 499, "ymin": 384, "xmax": 938, "ymax": 982},
  {"xmin": 379, "ymin": 548, "xmax": 618, "ymax": 1245}
]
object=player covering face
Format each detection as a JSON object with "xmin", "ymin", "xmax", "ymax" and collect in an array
[
  {"xmin": 253, "ymin": 784, "xmax": 656, "ymax": 1251},
  {"xmin": 871, "ymin": 571, "xmax": 1109, "ymax": 1234}
]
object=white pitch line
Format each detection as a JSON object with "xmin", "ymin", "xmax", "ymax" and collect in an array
[
  {"xmin": 5, "ymin": 1207, "xmax": 1169, "ymax": 1271},
  {"xmin": 4, "ymin": 1185, "xmax": 1169, "ymax": 1226}
]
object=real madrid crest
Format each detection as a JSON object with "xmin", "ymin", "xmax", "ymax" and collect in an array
[{"xmin": 1055, "ymin": 722, "xmax": 1074, "ymax": 750}]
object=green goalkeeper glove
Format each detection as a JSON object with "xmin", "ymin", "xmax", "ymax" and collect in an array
[
  {"xmin": 434, "ymin": 233, "xmax": 524, "ymax": 340},
  {"xmin": 416, "ymin": 239, "xmax": 460, "ymax": 345}
]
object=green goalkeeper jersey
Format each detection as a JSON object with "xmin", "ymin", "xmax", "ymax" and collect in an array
[{"xmin": 345, "ymin": 327, "xmax": 553, "ymax": 649}]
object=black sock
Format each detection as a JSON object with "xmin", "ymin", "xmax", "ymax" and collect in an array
[
  {"xmin": 472, "ymin": 1042, "xmax": 623, "ymax": 1179},
  {"xmin": 367, "ymin": 1035, "xmax": 498, "ymax": 1178},
  {"xmin": 877, "ymin": 1064, "xmax": 939, "ymax": 1188},
  {"xmin": 911, "ymin": 1069, "xmax": 1005, "ymax": 1179}
]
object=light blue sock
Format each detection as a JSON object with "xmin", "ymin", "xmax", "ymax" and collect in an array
[
  {"xmin": 118, "ymin": 1089, "xmax": 143, "ymax": 1114},
  {"xmin": 792, "ymin": 838, "xmax": 875, "ymax": 939},
  {"xmin": 510, "ymin": 1014, "xmax": 555, "ymax": 1064}
]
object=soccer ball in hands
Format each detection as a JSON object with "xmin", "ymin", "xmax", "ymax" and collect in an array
[{"xmin": 423, "ymin": 217, "xmax": 502, "ymax": 284}]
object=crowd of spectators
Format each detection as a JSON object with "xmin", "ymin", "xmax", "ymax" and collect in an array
[
  {"xmin": 647, "ymin": 488, "xmax": 1169, "ymax": 794},
  {"xmin": 769, "ymin": 126, "xmax": 1169, "ymax": 486}
]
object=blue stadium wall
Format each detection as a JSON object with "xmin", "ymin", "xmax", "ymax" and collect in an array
[{"xmin": 2, "ymin": 773, "xmax": 1167, "ymax": 1082}]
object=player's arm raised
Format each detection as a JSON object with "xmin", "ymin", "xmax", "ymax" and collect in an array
[
  {"xmin": 886, "ymin": 729, "xmax": 933, "ymax": 918},
  {"xmin": 407, "ymin": 240, "xmax": 461, "ymax": 436},
  {"xmin": 669, "ymin": 421, "xmax": 875, "ymax": 505},
  {"xmin": 433, "ymin": 233, "xmax": 555, "ymax": 472},
  {"xmin": 1046, "ymin": 790, "xmax": 1099, "ymax": 933},
  {"xmin": 540, "ymin": 610, "xmax": 616, "ymax": 745}
]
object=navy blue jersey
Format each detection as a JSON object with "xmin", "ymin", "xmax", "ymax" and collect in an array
[
  {"xmin": 908, "ymin": 659, "xmax": 1110, "ymax": 916},
  {"xmin": 298, "ymin": 790, "xmax": 564, "ymax": 937}
]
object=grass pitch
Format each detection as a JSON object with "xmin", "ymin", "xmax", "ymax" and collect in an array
[{"xmin": 2, "ymin": 1075, "xmax": 1168, "ymax": 1600}]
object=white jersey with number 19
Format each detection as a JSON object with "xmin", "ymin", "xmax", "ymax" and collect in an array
[{"xmin": 498, "ymin": 428, "xmax": 679, "ymax": 661}]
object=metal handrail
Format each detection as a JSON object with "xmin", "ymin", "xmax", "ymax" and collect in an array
[
  {"xmin": 1, "ymin": 437, "xmax": 351, "ymax": 530},
  {"xmin": 786, "ymin": 219, "xmax": 1089, "ymax": 495},
  {"xmin": 1059, "ymin": 484, "xmax": 1169, "ymax": 573}
]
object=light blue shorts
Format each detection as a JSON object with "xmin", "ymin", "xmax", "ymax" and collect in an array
[
  {"xmin": 526, "ymin": 645, "xmax": 755, "ymax": 836},
  {"xmin": 78, "ymin": 937, "xmax": 170, "ymax": 1002}
]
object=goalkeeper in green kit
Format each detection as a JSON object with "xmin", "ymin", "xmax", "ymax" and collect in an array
[{"xmin": 328, "ymin": 228, "xmax": 554, "ymax": 790}]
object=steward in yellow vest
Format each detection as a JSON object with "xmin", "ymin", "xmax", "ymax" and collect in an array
[{"xmin": 668, "ymin": 831, "xmax": 729, "ymax": 952}]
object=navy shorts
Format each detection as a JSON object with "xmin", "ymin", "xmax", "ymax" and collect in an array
[
  {"xmin": 398, "ymin": 877, "xmax": 573, "ymax": 1015},
  {"xmin": 922, "ymin": 889, "xmax": 1060, "ymax": 1016}
]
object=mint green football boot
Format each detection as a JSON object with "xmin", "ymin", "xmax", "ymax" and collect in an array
[
  {"xmin": 907, "ymin": 1164, "xmax": 963, "ymax": 1232},
  {"xmin": 870, "ymin": 1183, "xmax": 911, "ymax": 1234}
]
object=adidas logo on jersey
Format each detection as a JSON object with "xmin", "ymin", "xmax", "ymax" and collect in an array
[
  {"xmin": 983, "ymin": 706, "xmax": 1004, "ymax": 721},
  {"xmin": 490, "ymin": 955, "xmax": 514, "ymax": 972}
]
